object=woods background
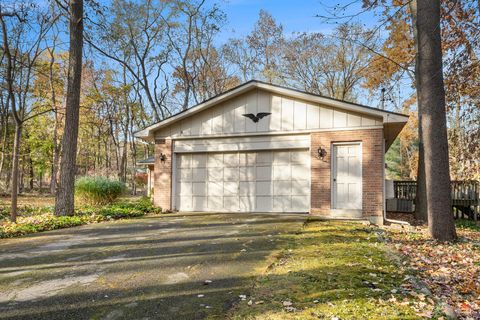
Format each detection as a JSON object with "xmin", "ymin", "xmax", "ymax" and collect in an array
[{"xmin": 0, "ymin": 0, "xmax": 478, "ymax": 196}]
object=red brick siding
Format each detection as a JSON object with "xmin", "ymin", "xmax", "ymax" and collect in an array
[
  {"xmin": 153, "ymin": 138, "xmax": 173, "ymax": 210},
  {"xmin": 310, "ymin": 128, "xmax": 384, "ymax": 219}
]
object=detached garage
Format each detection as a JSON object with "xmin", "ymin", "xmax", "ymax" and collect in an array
[{"xmin": 135, "ymin": 80, "xmax": 408, "ymax": 224}]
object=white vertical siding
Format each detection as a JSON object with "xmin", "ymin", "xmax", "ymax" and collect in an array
[
  {"xmin": 155, "ymin": 89, "xmax": 382, "ymax": 138},
  {"xmin": 281, "ymin": 97, "xmax": 294, "ymax": 131},
  {"xmin": 306, "ymin": 103, "xmax": 320, "ymax": 129},
  {"xmin": 245, "ymin": 90, "xmax": 257, "ymax": 132},
  {"xmin": 293, "ymin": 101, "xmax": 307, "ymax": 130},
  {"xmin": 257, "ymin": 90, "xmax": 271, "ymax": 132},
  {"xmin": 234, "ymin": 96, "xmax": 246, "ymax": 133}
]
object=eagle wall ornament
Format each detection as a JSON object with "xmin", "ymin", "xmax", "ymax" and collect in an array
[{"xmin": 242, "ymin": 112, "xmax": 271, "ymax": 123}]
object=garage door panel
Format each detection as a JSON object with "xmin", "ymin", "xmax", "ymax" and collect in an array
[
  {"xmin": 192, "ymin": 182, "xmax": 206, "ymax": 196},
  {"xmin": 191, "ymin": 154, "xmax": 207, "ymax": 167},
  {"xmin": 224, "ymin": 153, "xmax": 239, "ymax": 166},
  {"xmin": 207, "ymin": 196, "xmax": 222, "ymax": 210},
  {"xmin": 224, "ymin": 181, "xmax": 238, "ymax": 195},
  {"xmin": 224, "ymin": 196, "xmax": 239, "ymax": 211},
  {"xmin": 256, "ymin": 196, "xmax": 272, "ymax": 211},
  {"xmin": 273, "ymin": 196, "xmax": 291, "ymax": 211},
  {"xmin": 273, "ymin": 151, "xmax": 290, "ymax": 164},
  {"xmin": 239, "ymin": 181, "xmax": 255, "ymax": 195},
  {"xmin": 178, "ymin": 168, "xmax": 192, "ymax": 182},
  {"xmin": 256, "ymin": 151, "xmax": 273, "ymax": 164},
  {"xmin": 292, "ymin": 165, "xmax": 309, "ymax": 180},
  {"xmin": 177, "ymin": 154, "xmax": 192, "ymax": 168},
  {"xmin": 240, "ymin": 196, "xmax": 255, "ymax": 211},
  {"xmin": 292, "ymin": 196, "xmax": 309, "ymax": 211},
  {"xmin": 208, "ymin": 154, "xmax": 223, "ymax": 167},
  {"xmin": 273, "ymin": 165, "xmax": 291, "ymax": 180},
  {"xmin": 292, "ymin": 180, "xmax": 310, "ymax": 195},
  {"xmin": 239, "ymin": 167, "xmax": 255, "ymax": 181},
  {"xmin": 239, "ymin": 152, "xmax": 256, "ymax": 165},
  {"xmin": 291, "ymin": 151, "xmax": 309, "ymax": 163},
  {"xmin": 178, "ymin": 182, "xmax": 192, "ymax": 196},
  {"xmin": 207, "ymin": 168, "xmax": 223, "ymax": 181},
  {"xmin": 178, "ymin": 196, "xmax": 193, "ymax": 210},
  {"xmin": 207, "ymin": 181, "xmax": 223, "ymax": 195},
  {"xmin": 273, "ymin": 180, "xmax": 291, "ymax": 195},
  {"xmin": 193, "ymin": 196, "xmax": 206, "ymax": 210},
  {"xmin": 256, "ymin": 181, "xmax": 272, "ymax": 196},
  {"xmin": 256, "ymin": 166, "xmax": 272, "ymax": 181},
  {"xmin": 224, "ymin": 167, "xmax": 239, "ymax": 181},
  {"xmin": 192, "ymin": 168, "xmax": 206, "ymax": 181},
  {"xmin": 176, "ymin": 149, "xmax": 310, "ymax": 212}
]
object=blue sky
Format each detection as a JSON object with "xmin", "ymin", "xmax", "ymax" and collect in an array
[
  {"xmin": 206, "ymin": 0, "xmax": 412, "ymax": 110},
  {"xmin": 209, "ymin": 0, "xmax": 380, "ymax": 43}
]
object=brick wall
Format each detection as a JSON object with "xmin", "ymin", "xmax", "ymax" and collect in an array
[
  {"xmin": 310, "ymin": 128, "xmax": 384, "ymax": 221},
  {"xmin": 153, "ymin": 138, "xmax": 173, "ymax": 210}
]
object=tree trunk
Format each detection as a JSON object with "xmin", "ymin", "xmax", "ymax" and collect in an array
[
  {"xmin": 0, "ymin": 107, "xmax": 8, "ymax": 180},
  {"xmin": 10, "ymin": 123, "xmax": 21, "ymax": 223},
  {"xmin": 55, "ymin": 0, "xmax": 84, "ymax": 216},
  {"xmin": 49, "ymin": 52, "xmax": 60, "ymax": 195},
  {"xmin": 29, "ymin": 154, "xmax": 34, "ymax": 191},
  {"xmin": 415, "ymin": 0, "xmax": 456, "ymax": 241},
  {"xmin": 415, "ymin": 132, "xmax": 428, "ymax": 220},
  {"xmin": 50, "ymin": 118, "xmax": 60, "ymax": 194},
  {"xmin": 410, "ymin": 0, "xmax": 428, "ymax": 222}
]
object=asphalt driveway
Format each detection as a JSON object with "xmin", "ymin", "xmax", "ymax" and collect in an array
[{"xmin": 0, "ymin": 212, "xmax": 307, "ymax": 320}]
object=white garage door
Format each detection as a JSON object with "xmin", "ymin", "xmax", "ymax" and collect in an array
[{"xmin": 175, "ymin": 150, "xmax": 310, "ymax": 212}]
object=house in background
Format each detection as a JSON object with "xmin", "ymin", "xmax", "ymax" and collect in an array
[{"xmin": 135, "ymin": 80, "xmax": 408, "ymax": 224}]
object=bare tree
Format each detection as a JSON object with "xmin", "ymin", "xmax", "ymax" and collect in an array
[
  {"xmin": 169, "ymin": 2, "xmax": 235, "ymax": 106},
  {"xmin": 284, "ymin": 24, "xmax": 376, "ymax": 101},
  {"xmin": 247, "ymin": 10, "xmax": 285, "ymax": 84},
  {"xmin": 222, "ymin": 38, "xmax": 259, "ymax": 83},
  {"xmin": 0, "ymin": 73, "xmax": 10, "ymax": 184},
  {"xmin": 1, "ymin": 4, "xmax": 55, "ymax": 222},
  {"xmin": 87, "ymin": 0, "xmax": 171, "ymax": 121},
  {"xmin": 46, "ymin": 25, "xmax": 63, "ymax": 195},
  {"xmin": 55, "ymin": 0, "xmax": 84, "ymax": 216}
]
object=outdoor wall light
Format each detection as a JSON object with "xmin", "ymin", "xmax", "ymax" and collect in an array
[
  {"xmin": 160, "ymin": 153, "xmax": 167, "ymax": 162},
  {"xmin": 317, "ymin": 147, "xmax": 327, "ymax": 160}
]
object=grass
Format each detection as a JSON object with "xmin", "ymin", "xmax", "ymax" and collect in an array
[{"xmin": 229, "ymin": 220, "xmax": 420, "ymax": 319}]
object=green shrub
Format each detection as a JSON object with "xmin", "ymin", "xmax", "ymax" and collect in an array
[
  {"xmin": 456, "ymin": 219, "xmax": 480, "ymax": 231},
  {"xmin": 112, "ymin": 197, "xmax": 161, "ymax": 214},
  {"xmin": 0, "ymin": 197, "xmax": 162, "ymax": 239},
  {"xmin": 75, "ymin": 176, "xmax": 125, "ymax": 205},
  {"xmin": 98, "ymin": 206, "xmax": 144, "ymax": 219},
  {"xmin": 0, "ymin": 214, "xmax": 90, "ymax": 238},
  {"xmin": 0, "ymin": 207, "xmax": 8, "ymax": 220}
]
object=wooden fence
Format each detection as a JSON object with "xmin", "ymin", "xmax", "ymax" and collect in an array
[{"xmin": 392, "ymin": 180, "xmax": 480, "ymax": 220}]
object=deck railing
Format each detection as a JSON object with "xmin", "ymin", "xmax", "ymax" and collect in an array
[{"xmin": 391, "ymin": 180, "xmax": 480, "ymax": 220}]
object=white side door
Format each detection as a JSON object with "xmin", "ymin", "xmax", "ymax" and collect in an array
[{"xmin": 333, "ymin": 144, "xmax": 362, "ymax": 210}]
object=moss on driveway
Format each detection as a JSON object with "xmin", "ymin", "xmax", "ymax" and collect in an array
[
  {"xmin": 0, "ymin": 212, "xmax": 306, "ymax": 320},
  {"xmin": 229, "ymin": 220, "xmax": 421, "ymax": 319},
  {"xmin": 1, "ymin": 215, "xmax": 425, "ymax": 320}
]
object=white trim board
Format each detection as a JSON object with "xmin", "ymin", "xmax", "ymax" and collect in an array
[
  {"xmin": 162, "ymin": 125, "xmax": 384, "ymax": 141},
  {"xmin": 174, "ymin": 135, "xmax": 310, "ymax": 153}
]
